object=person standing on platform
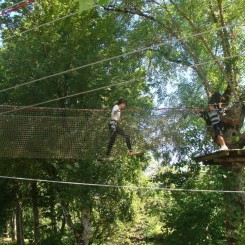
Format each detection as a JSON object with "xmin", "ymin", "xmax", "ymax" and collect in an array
[{"xmin": 207, "ymin": 102, "xmax": 228, "ymax": 151}]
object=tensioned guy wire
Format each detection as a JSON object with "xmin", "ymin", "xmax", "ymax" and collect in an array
[
  {"xmin": 0, "ymin": 42, "xmax": 243, "ymax": 96},
  {"xmin": 0, "ymin": 175, "xmax": 244, "ymax": 194},
  {"xmin": 1, "ymin": 11, "xmax": 79, "ymax": 41},
  {"xmin": 0, "ymin": 4, "xmax": 244, "ymax": 113},
  {"xmin": 0, "ymin": 51, "xmax": 243, "ymax": 116},
  {"xmin": 0, "ymin": 78, "xmax": 143, "ymax": 115},
  {"xmin": 0, "ymin": 9, "xmax": 244, "ymax": 93}
]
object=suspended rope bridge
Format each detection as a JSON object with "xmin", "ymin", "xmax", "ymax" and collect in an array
[{"xmin": 0, "ymin": 105, "xmax": 196, "ymax": 160}]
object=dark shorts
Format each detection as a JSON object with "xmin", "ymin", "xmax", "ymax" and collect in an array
[{"xmin": 213, "ymin": 122, "xmax": 223, "ymax": 138}]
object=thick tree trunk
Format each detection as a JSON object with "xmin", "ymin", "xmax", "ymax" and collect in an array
[
  {"xmin": 221, "ymin": 102, "xmax": 245, "ymax": 244},
  {"xmin": 61, "ymin": 201, "xmax": 92, "ymax": 245},
  {"xmin": 222, "ymin": 163, "xmax": 245, "ymax": 244},
  {"xmin": 203, "ymin": 101, "xmax": 245, "ymax": 243},
  {"xmin": 10, "ymin": 214, "xmax": 16, "ymax": 241},
  {"xmin": 81, "ymin": 208, "xmax": 92, "ymax": 245},
  {"xmin": 49, "ymin": 185, "xmax": 58, "ymax": 234},
  {"xmin": 31, "ymin": 182, "xmax": 41, "ymax": 245},
  {"xmin": 5, "ymin": 221, "xmax": 9, "ymax": 238},
  {"xmin": 16, "ymin": 191, "xmax": 24, "ymax": 245}
]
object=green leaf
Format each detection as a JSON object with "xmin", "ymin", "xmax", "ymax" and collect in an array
[
  {"xmin": 98, "ymin": 0, "xmax": 110, "ymax": 6},
  {"xmin": 76, "ymin": 0, "xmax": 94, "ymax": 13}
]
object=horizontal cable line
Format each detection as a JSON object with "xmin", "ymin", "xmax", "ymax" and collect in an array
[
  {"xmin": 0, "ymin": 45, "xmax": 243, "ymax": 97},
  {"xmin": 0, "ymin": 105, "xmax": 112, "ymax": 112},
  {"xmin": 0, "ymin": 3, "xmax": 243, "ymax": 96},
  {"xmin": 0, "ymin": 51, "xmax": 243, "ymax": 116},
  {"xmin": 0, "ymin": 77, "xmax": 143, "ymax": 115},
  {"xmin": 1, "ymin": 11, "xmax": 79, "ymax": 41},
  {"xmin": 0, "ymin": 175, "xmax": 244, "ymax": 194},
  {"xmin": 0, "ymin": 104, "xmax": 204, "ymax": 112},
  {"xmin": 0, "ymin": 18, "xmax": 243, "ymax": 93}
]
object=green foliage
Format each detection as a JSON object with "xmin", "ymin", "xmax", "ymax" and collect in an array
[
  {"xmin": 76, "ymin": 0, "xmax": 94, "ymax": 12},
  {"xmin": 98, "ymin": 0, "xmax": 110, "ymax": 5},
  {"xmin": 0, "ymin": 0, "xmax": 244, "ymax": 244},
  {"xmin": 149, "ymin": 164, "xmax": 227, "ymax": 244},
  {"xmin": 75, "ymin": 0, "xmax": 111, "ymax": 13}
]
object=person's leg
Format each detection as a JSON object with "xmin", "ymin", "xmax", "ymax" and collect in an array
[
  {"xmin": 217, "ymin": 135, "xmax": 225, "ymax": 146},
  {"xmin": 116, "ymin": 126, "xmax": 132, "ymax": 151},
  {"xmin": 214, "ymin": 124, "xmax": 228, "ymax": 150},
  {"xmin": 106, "ymin": 121, "xmax": 118, "ymax": 156}
]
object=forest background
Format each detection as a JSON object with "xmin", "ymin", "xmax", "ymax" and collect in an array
[{"xmin": 0, "ymin": 0, "xmax": 245, "ymax": 244}]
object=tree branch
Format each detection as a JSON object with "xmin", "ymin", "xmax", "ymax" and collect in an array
[
  {"xmin": 208, "ymin": 0, "xmax": 239, "ymax": 101},
  {"xmin": 104, "ymin": 4, "xmax": 212, "ymax": 95},
  {"xmin": 169, "ymin": 0, "xmax": 230, "ymax": 95}
]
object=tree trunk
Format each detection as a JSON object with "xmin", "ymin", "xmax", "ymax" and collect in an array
[
  {"xmin": 81, "ymin": 208, "xmax": 92, "ymax": 245},
  {"xmin": 16, "ymin": 191, "xmax": 24, "ymax": 245},
  {"xmin": 61, "ymin": 201, "xmax": 92, "ymax": 245},
  {"xmin": 10, "ymin": 214, "xmax": 16, "ymax": 241},
  {"xmin": 221, "ymin": 102, "xmax": 245, "ymax": 244},
  {"xmin": 50, "ymin": 186, "xmax": 58, "ymax": 235},
  {"xmin": 31, "ymin": 182, "xmax": 41, "ymax": 245},
  {"xmin": 222, "ymin": 163, "xmax": 245, "ymax": 244}
]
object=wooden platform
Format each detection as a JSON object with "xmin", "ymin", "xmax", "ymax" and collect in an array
[{"xmin": 194, "ymin": 149, "xmax": 245, "ymax": 165}]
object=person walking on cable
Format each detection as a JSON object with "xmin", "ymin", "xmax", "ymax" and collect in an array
[
  {"xmin": 207, "ymin": 102, "xmax": 228, "ymax": 151},
  {"xmin": 106, "ymin": 99, "xmax": 140, "ymax": 158}
]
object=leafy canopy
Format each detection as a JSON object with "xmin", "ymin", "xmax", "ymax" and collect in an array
[{"xmin": 75, "ymin": 0, "xmax": 111, "ymax": 12}]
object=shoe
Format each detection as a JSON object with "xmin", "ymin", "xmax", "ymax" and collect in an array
[
  {"xmin": 220, "ymin": 145, "xmax": 228, "ymax": 151},
  {"xmin": 128, "ymin": 151, "xmax": 141, "ymax": 156}
]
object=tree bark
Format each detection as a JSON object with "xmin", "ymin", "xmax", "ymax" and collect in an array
[
  {"xmin": 81, "ymin": 208, "xmax": 92, "ymax": 245},
  {"xmin": 49, "ymin": 185, "xmax": 58, "ymax": 235},
  {"xmin": 222, "ymin": 102, "xmax": 245, "ymax": 244},
  {"xmin": 222, "ymin": 163, "xmax": 245, "ymax": 244},
  {"xmin": 31, "ymin": 182, "xmax": 41, "ymax": 245},
  {"xmin": 16, "ymin": 190, "xmax": 24, "ymax": 245},
  {"xmin": 61, "ymin": 201, "xmax": 92, "ymax": 245},
  {"xmin": 10, "ymin": 214, "xmax": 16, "ymax": 241}
]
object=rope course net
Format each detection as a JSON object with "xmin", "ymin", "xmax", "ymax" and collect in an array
[{"xmin": 0, "ymin": 106, "xmax": 196, "ymax": 160}]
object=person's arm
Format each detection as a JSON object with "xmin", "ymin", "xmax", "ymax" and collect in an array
[
  {"xmin": 217, "ymin": 103, "xmax": 225, "ymax": 114},
  {"xmin": 112, "ymin": 109, "xmax": 120, "ymax": 114}
]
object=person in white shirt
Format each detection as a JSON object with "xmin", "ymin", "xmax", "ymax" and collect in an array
[{"xmin": 106, "ymin": 99, "xmax": 140, "ymax": 157}]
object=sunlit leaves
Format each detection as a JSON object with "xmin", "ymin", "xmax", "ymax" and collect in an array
[
  {"xmin": 76, "ymin": 0, "xmax": 111, "ymax": 13},
  {"xmin": 75, "ymin": 0, "xmax": 94, "ymax": 12}
]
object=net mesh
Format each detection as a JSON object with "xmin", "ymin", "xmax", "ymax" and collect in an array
[{"xmin": 0, "ymin": 106, "xmax": 193, "ymax": 159}]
